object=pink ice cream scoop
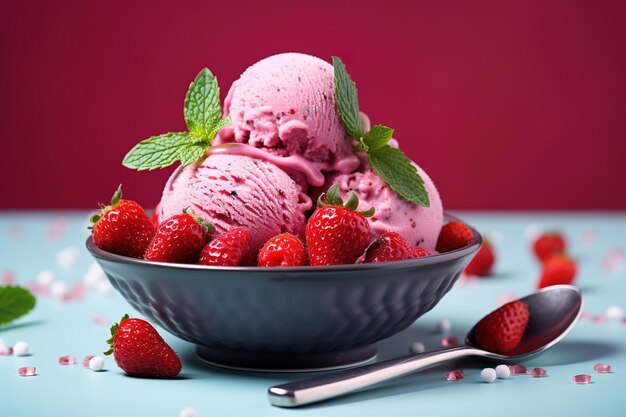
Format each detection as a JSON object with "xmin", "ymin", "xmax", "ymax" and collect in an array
[
  {"xmin": 224, "ymin": 53, "xmax": 357, "ymax": 166},
  {"xmin": 327, "ymin": 162, "xmax": 443, "ymax": 252},
  {"xmin": 159, "ymin": 154, "xmax": 309, "ymax": 256}
]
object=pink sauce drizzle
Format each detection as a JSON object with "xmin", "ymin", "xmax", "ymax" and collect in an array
[{"xmin": 208, "ymin": 143, "xmax": 360, "ymax": 188}]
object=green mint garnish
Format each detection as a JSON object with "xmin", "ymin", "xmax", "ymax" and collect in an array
[
  {"xmin": 332, "ymin": 56, "xmax": 430, "ymax": 207},
  {"xmin": 368, "ymin": 146, "xmax": 429, "ymax": 207},
  {"xmin": 0, "ymin": 286, "xmax": 36, "ymax": 326},
  {"xmin": 332, "ymin": 57, "xmax": 363, "ymax": 139},
  {"xmin": 123, "ymin": 68, "xmax": 230, "ymax": 171}
]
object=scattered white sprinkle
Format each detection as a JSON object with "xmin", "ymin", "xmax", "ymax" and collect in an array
[
  {"xmin": 36, "ymin": 270, "xmax": 55, "ymax": 287},
  {"xmin": 480, "ymin": 368, "xmax": 497, "ymax": 383},
  {"xmin": 50, "ymin": 281, "xmax": 68, "ymax": 297},
  {"xmin": 13, "ymin": 341, "xmax": 29, "ymax": 356},
  {"xmin": 84, "ymin": 263, "xmax": 106, "ymax": 286},
  {"xmin": 485, "ymin": 231, "xmax": 504, "ymax": 248},
  {"xmin": 409, "ymin": 342, "xmax": 425, "ymax": 354},
  {"xmin": 179, "ymin": 406, "xmax": 198, "ymax": 417},
  {"xmin": 605, "ymin": 306, "xmax": 623, "ymax": 321},
  {"xmin": 524, "ymin": 224, "xmax": 543, "ymax": 243},
  {"xmin": 96, "ymin": 280, "xmax": 112, "ymax": 295},
  {"xmin": 436, "ymin": 319, "xmax": 451, "ymax": 333},
  {"xmin": 495, "ymin": 364, "xmax": 511, "ymax": 379},
  {"xmin": 89, "ymin": 356, "xmax": 105, "ymax": 371},
  {"xmin": 56, "ymin": 247, "xmax": 81, "ymax": 268}
]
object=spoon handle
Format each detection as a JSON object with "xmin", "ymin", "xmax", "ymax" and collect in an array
[{"xmin": 268, "ymin": 346, "xmax": 478, "ymax": 407}]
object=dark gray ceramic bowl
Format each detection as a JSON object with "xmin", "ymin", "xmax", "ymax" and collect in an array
[{"xmin": 86, "ymin": 214, "xmax": 481, "ymax": 372}]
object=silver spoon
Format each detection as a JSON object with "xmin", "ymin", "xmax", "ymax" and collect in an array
[{"xmin": 268, "ymin": 284, "xmax": 582, "ymax": 408}]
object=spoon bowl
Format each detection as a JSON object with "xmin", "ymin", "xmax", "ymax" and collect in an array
[
  {"xmin": 465, "ymin": 284, "xmax": 583, "ymax": 361},
  {"xmin": 269, "ymin": 285, "xmax": 582, "ymax": 407}
]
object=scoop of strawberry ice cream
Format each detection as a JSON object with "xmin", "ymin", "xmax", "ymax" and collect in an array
[
  {"xmin": 224, "ymin": 53, "xmax": 356, "ymax": 165},
  {"xmin": 326, "ymin": 161, "xmax": 443, "ymax": 252},
  {"xmin": 159, "ymin": 154, "xmax": 309, "ymax": 255}
]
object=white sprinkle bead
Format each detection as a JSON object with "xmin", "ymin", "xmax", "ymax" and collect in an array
[
  {"xmin": 36, "ymin": 270, "xmax": 55, "ymax": 287},
  {"xmin": 480, "ymin": 368, "xmax": 497, "ymax": 383},
  {"xmin": 436, "ymin": 319, "xmax": 451, "ymax": 333},
  {"xmin": 409, "ymin": 342, "xmax": 426, "ymax": 354},
  {"xmin": 50, "ymin": 281, "xmax": 67, "ymax": 297},
  {"xmin": 524, "ymin": 224, "xmax": 543, "ymax": 242},
  {"xmin": 89, "ymin": 356, "xmax": 105, "ymax": 371},
  {"xmin": 96, "ymin": 280, "xmax": 112, "ymax": 295},
  {"xmin": 605, "ymin": 306, "xmax": 623, "ymax": 321},
  {"xmin": 495, "ymin": 364, "xmax": 511, "ymax": 379},
  {"xmin": 84, "ymin": 263, "xmax": 106, "ymax": 286},
  {"xmin": 13, "ymin": 341, "xmax": 29, "ymax": 356},
  {"xmin": 179, "ymin": 406, "xmax": 198, "ymax": 417},
  {"xmin": 56, "ymin": 247, "xmax": 81, "ymax": 267}
]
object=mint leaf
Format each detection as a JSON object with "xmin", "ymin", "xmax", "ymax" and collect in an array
[
  {"xmin": 207, "ymin": 115, "xmax": 232, "ymax": 141},
  {"xmin": 0, "ymin": 286, "xmax": 36, "ymax": 325},
  {"xmin": 364, "ymin": 125, "xmax": 394, "ymax": 152},
  {"xmin": 184, "ymin": 68, "xmax": 222, "ymax": 137},
  {"xmin": 332, "ymin": 56, "xmax": 363, "ymax": 138},
  {"xmin": 368, "ymin": 145, "xmax": 430, "ymax": 207},
  {"xmin": 124, "ymin": 68, "xmax": 231, "ymax": 170},
  {"xmin": 178, "ymin": 140, "xmax": 209, "ymax": 165},
  {"xmin": 123, "ymin": 132, "xmax": 198, "ymax": 170}
]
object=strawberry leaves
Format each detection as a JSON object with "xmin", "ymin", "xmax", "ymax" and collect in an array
[{"xmin": 123, "ymin": 69, "xmax": 230, "ymax": 171}]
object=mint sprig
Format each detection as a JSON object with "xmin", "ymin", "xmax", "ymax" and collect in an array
[
  {"xmin": 0, "ymin": 286, "xmax": 36, "ymax": 326},
  {"xmin": 123, "ymin": 68, "xmax": 230, "ymax": 171},
  {"xmin": 332, "ymin": 56, "xmax": 430, "ymax": 207}
]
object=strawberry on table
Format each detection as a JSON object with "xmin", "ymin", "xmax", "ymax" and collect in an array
[
  {"xmin": 258, "ymin": 233, "xmax": 306, "ymax": 267},
  {"xmin": 198, "ymin": 227, "xmax": 251, "ymax": 266},
  {"xmin": 104, "ymin": 314, "xmax": 181, "ymax": 378},
  {"xmin": 364, "ymin": 232, "xmax": 430, "ymax": 263},
  {"xmin": 537, "ymin": 254, "xmax": 577, "ymax": 288},
  {"xmin": 435, "ymin": 221, "xmax": 473, "ymax": 253},
  {"xmin": 90, "ymin": 185, "xmax": 156, "ymax": 258},
  {"xmin": 465, "ymin": 240, "xmax": 495, "ymax": 276},
  {"xmin": 306, "ymin": 185, "xmax": 374, "ymax": 266},
  {"xmin": 533, "ymin": 232, "xmax": 566, "ymax": 262},
  {"xmin": 144, "ymin": 208, "xmax": 214, "ymax": 263},
  {"xmin": 475, "ymin": 300, "xmax": 530, "ymax": 354}
]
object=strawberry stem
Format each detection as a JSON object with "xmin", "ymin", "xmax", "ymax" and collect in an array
[
  {"xmin": 182, "ymin": 207, "xmax": 216, "ymax": 233},
  {"xmin": 111, "ymin": 184, "xmax": 123, "ymax": 207},
  {"xmin": 317, "ymin": 185, "xmax": 375, "ymax": 218},
  {"xmin": 104, "ymin": 313, "xmax": 129, "ymax": 356}
]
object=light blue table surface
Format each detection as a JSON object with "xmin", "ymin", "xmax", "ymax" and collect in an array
[{"xmin": 1, "ymin": 211, "xmax": 625, "ymax": 417}]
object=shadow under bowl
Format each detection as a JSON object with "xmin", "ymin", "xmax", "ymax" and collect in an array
[{"xmin": 86, "ymin": 214, "xmax": 481, "ymax": 372}]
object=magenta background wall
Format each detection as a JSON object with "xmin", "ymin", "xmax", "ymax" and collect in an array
[{"xmin": 1, "ymin": 0, "xmax": 625, "ymax": 210}]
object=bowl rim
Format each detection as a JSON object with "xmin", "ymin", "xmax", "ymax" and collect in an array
[{"xmin": 86, "ymin": 212, "xmax": 482, "ymax": 273}]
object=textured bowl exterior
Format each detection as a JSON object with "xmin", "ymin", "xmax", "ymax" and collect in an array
[{"xmin": 87, "ymin": 214, "xmax": 481, "ymax": 368}]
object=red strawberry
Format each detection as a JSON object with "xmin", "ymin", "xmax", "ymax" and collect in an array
[
  {"xmin": 436, "ymin": 221, "xmax": 473, "ymax": 253},
  {"xmin": 365, "ymin": 232, "xmax": 430, "ymax": 263},
  {"xmin": 465, "ymin": 240, "xmax": 495, "ymax": 276},
  {"xmin": 475, "ymin": 300, "xmax": 530, "ymax": 354},
  {"xmin": 533, "ymin": 232, "xmax": 566, "ymax": 262},
  {"xmin": 104, "ymin": 314, "xmax": 181, "ymax": 378},
  {"xmin": 90, "ymin": 185, "xmax": 155, "ymax": 258},
  {"xmin": 198, "ymin": 227, "xmax": 251, "ymax": 266},
  {"xmin": 537, "ymin": 254, "xmax": 577, "ymax": 288},
  {"xmin": 258, "ymin": 233, "xmax": 306, "ymax": 267},
  {"xmin": 306, "ymin": 185, "xmax": 374, "ymax": 266},
  {"xmin": 144, "ymin": 209, "xmax": 214, "ymax": 263},
  {"xmin": 414, "ymin": 247, "xmax": 431, "ymax": 257},
  {"xmin": 151, "ymin": 203, "xmax": 160, "ymax": 228}
]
